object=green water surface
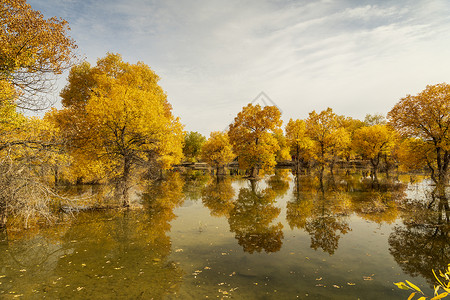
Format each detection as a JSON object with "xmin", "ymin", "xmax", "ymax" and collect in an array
[{"xmin": 0, "ymin": 172, "xmax": 448, "ymax": 299}]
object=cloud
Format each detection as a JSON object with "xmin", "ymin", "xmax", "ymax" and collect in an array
[{"xmin": 28, "ymin": 0, "xmax": 450, "ymax": 135}]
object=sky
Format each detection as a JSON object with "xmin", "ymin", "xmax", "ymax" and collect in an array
[{"xmin": 28, "ymin": 0, "xmax": 450, "ymax": 136}]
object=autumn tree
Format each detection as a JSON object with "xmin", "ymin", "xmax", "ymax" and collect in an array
[
  {"xmin": 228, "ymin": 104, "xmax": 282, "ymax": 178},
  {"xmin": 364, "ymin": 113, "xmax": 386, "ymax": 126},
  {"xmin": 200, "ymin": 131, "xmax": 234, "ymax": 175},
  {"xmin": 228, "ymin": 186, "xmax": 283, "ymax": 253},
  {"xmin": 305, "ymin": 108, "xmax": 350, "ymax": 183},
  {"xmin": 285, "ymin": 118, "xmax": 314, "ymax": 175},
  {"xmin": 273, "ymin": 129, "xmax": 291, "ymax": 162},
  {"xmin": 183, "ymin": 131, "xmax": 206, "ymax": 162},
  {"xmin": 337, "ymin": 116, "xmax": 365, "ymax": 162},
  {"xmin": 1, "ymin": 0, "xmax": 77, "ymax": 110},
  {"xmin": 55, "ymin": 53, "xmax": 184, "ymax": 206},
  {"xmin": 388, "ymin": 83, "xmax": 450, "ymax": 184},
  {"xmin": 353, "ymin": 124, "xmax": 397, "ymax": 181}
]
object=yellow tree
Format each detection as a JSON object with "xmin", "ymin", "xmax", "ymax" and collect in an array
[
  {"xmin": 273, "ymin": 129, "xmax": 291, "ymax": 162},
  {"xmin": 200, "ymin": 131, "xmax": 234, "ymax": 175},
  {"xmin": 285, "ymin": 118, "xmax": 314, "ymax": 175},
  {"xmin": 183, "ymin": 131, "xmax": 206, "ymax": 162},
  {"xmin": 55, "ymin": 53, "xmax": 184, "ymax": 206},
  {"xmin": 353, "ymin": 124, "xmax": 397, "ymax": 181},
  {"xmin": 228, "ymin": 104, "xmax": 282, "ymax": 178},
  {"xmin": 305, "ymin": 108, "xmax": 350, "ymax": 182},
  {"xmin": 1, "ymin": 0, "xmax": 77, "ymax": 109},
  {"xmin": 388, "ymin": 83, "xmax": 450, "ymax": 183},
  {"xmin": 338, "ymin": 116, "xmax": 365, "ymax": 161}
]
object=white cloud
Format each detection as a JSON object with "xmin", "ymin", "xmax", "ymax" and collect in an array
[{"xmin": 28, "ymin": 0, "xmax": 450, "ymax": 135}]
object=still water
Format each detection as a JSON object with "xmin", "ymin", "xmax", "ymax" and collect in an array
[{"xmin": 0, "ymin": 171, "xmax": 448, "ymax": 299}]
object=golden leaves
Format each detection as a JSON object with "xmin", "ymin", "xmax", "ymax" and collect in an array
[
  {"xmin": 201, "ymin": 131, "xmax": 235, "ymax": 169},
  {"xmin": 228, "ymin": 104, "xmax": 282, "ymax": 174},
  {"xmin": 1, "ymin": 0, "xmax": 77, "ymax": 108}
]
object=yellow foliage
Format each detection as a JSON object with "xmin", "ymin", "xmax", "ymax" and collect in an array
[
  {"xmin": 285, "ymin": 118, "xmax": 314, "ymax": 162},
  {"xmin": 54, "ymin": 53, "xmax": 184, "ymax": 183},
  {"xmin": 353, "ymin": 124, "xmax": 397, "ymax": 160},
  {"xmin": 1, "ymin": 0, "xmax": 77, "ymax": 108},
  {"xmin": 305, "ymin": 108, "xmax": 351, "ymax": 165},
  {"xmin": 201, "ymin": 131, "xmax": 235, "ymax": 169},
  {"xmin": 228, "ymin": 104, "xmax": 282, "ymax": 175},
  {"xmin": 388, "ymin": 83, "xmax": 450, "ymax": 182}
]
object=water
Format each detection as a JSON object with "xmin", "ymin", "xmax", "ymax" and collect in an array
[{"xmin": 0, "ymin": 171, "xmax": 448, "ymax": 299}]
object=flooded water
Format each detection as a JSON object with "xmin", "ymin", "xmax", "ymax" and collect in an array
[{"xmin": 0, "ymin": 171, "xmax": 448, "ymax": 299}]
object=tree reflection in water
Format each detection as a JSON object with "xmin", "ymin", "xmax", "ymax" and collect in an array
[
  {"xmin": 228, "ymin": 181, "xmax": 284, "ymax": 254},
  {"xmin": 0, "ymin": 173, "xmax": 186, "ymax": 299},
  {"xmin": 201, "ymin": 177, "xmax": 235, "ymax": 217},
  {"xmin": 389, "ymin": 185, "xmax": 450, "ymax": 286},
  {"xmin": 287, "ymin": 175, "xmax": 351, "ymax": 255}
]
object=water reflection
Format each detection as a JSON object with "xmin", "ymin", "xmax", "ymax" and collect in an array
[
  {"xmin": 201, "ymin": 178, "xmax": 235, "ymax": 217},
  {"xmin": 0, "ymin": 173, "xmax": 187, "ymax": 299},
  {"xmin": 287, "ymin": 190, "xmax": 350, "ymax": 255},
  {"xmin": 389, "ymin": 185, "xmax": 450, "ymax": 286},
  {"xmin": 228, "ymin": 182, "xmax": 284, "ymax": 254},
  {"xmin": 1, "ymin": 171, "xmax": 447, "ymax": 298}
]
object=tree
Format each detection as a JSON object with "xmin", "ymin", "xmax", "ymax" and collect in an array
[
  {"xmin": 285, "ymin": 118, "xmax": 314, "ymax": 175},
  {"xmin": 305, "ymin": 108, "xmax": 350, "ymax": 183},
  {"xmin": 200, "ymin": 131, "xmax": 234, "ymax": 175},
  {"xmin": 364, "ymin": 113, "xmax": 387, "ymax": 126},
  {"xmin": 388, "ymin": 83, "xmax": 450, "ymax": 184},
  {"xmin": 183, "ymin": 131, "xmax": 206, "ymax": 162},
  {"xmin": 273, "ymin": 129, "xmax": 291, "ymax": 162},
  {"xmin": 55, "ymin": 53, "xmax": 184, "ymax": 206},
  {"xmin": 1, "ymin": 0, "xmax": 77, "ymax": 110},
  {"xmin": 228, "ymin": 186, "xmax": 283, "ymax": 253},
  {"xmin": 353, "ymin": 124, "xmax": 397, "ymax": 181},
  {"xmin": 228, "ymin": 104, "xmax": 282, "ymax": 178}
]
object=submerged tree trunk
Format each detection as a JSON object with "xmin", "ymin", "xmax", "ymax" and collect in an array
[
  {"xmin": 249, "ymin": 166, "xmax": 258, "ymax": 178},
  {"xmin": 370, "ymin": 155, "xmax": 380, "ymax": 184},
  {"xmin": 383, "ymin": 154, "xmax": 390, "ymax": 179},
  {"xmin": 121, "ymin": 156, "xmax": 132, "ymax": 207}
]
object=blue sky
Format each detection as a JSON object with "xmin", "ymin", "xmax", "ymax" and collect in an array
[{"xmin": 29, "ymin": 0, "xmax": 450, "ymax": 136}]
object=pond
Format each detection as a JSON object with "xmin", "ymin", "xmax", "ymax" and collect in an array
[{"xmin": 0, "ymin": 171, "xmax": 448, "ymax": 299}]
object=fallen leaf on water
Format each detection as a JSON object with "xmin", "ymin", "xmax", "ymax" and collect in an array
[
  {"xmin": 316, "ymin": 277, "xmax": 322, "ymax": 281},
  {"xmin": 175, "ymin": 249, "xmax": 183, "ymax": 252},
  {"xmin": 347, "ymin": 282, "xmax": 356, "ymax": 286},
  {"xmin": 77, "ymin": 287, "xmax": 84, "ymax": 291},
  {"xmin": 204, "ymin": 267, "xmax": 211, "ymax": 270},
  {"xmin": 333, "ymin": 285, "xmax": 340, "ymax": 288}
]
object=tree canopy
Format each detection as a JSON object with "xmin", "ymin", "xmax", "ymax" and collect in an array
[
  {"xmin": 388, "ymin": 83, "xmax": 450, "ymax": 183},
  {"xmin": 54, "ymin": 53, "xmax": 184, "ymax": 205},
  {"xmin": 228, "ymin": 104, "xmax": 282, "ymax": 178},
  {"xmin": 200, "ymin": 131, "xmax": 234, "ymax": 174},
  {"xmin": 183, "ymin": 131, "xmax": 206, "ymax": 162},
  {"xmin": 1, "ymin": 0, "xmax": 77, "ymax": 109}
]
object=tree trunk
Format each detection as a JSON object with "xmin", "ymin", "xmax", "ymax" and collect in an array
[
  {"xmin": 250, "ymin": 166, "xmax": 258, "ymax": 178},
  {"xmin": 121, "ymin": 156, "xmax": 131, "ymax": 207}
]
